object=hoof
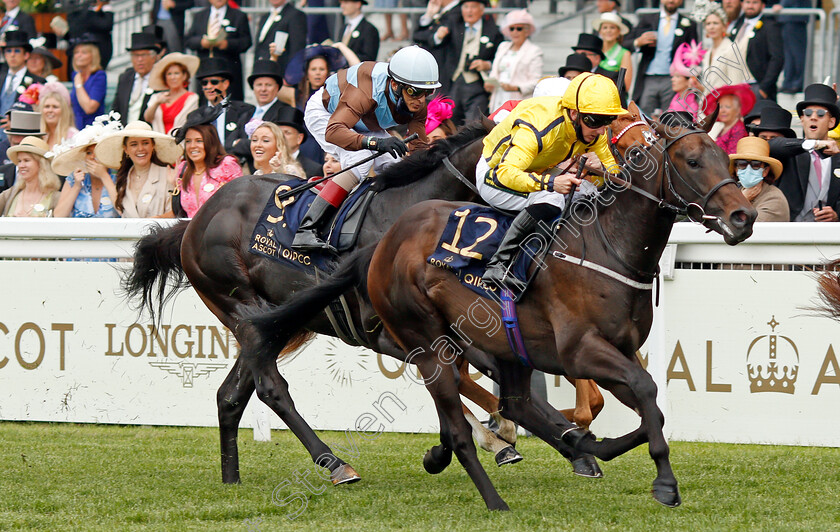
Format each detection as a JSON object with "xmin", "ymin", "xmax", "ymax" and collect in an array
[
  {"xmin": 652, "ymin": 483, "xmax": 681, "ymax": 507},
  {"xmin": 487, "ymin": 501, "xmax": 511, "ymax": 511},
  {"xmin": 422, "ymin": 445, "xmax": 452, "ymax": 474},
  {"xmin": 571, "ymin": 455, "xmax": 603, "ymax": 478},
  {"xmin": 330, "ymin": 464, "xmax": 361, "ymax": 486},
  {"xmin": 494, "ymin": 445, "xmax": 523, "ymax": 467}
]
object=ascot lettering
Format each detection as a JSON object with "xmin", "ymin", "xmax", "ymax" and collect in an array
[{"xmin": 0, "ymin": 321, "xmax": 72, "ymax": 370}]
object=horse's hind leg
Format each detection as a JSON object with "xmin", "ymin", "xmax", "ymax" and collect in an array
[
  {"xmin": 457, "ymin": 359, "xmax": 518, "ymax": 446},
  {"xmin": 558, "ymin": 378, "xmax": 605, "ymax": 430},
  {"xmin": 218, "ymin": 357, "xmax": 256, "ymax": 484}
]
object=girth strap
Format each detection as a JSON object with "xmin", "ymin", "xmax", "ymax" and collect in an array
[
  {"xmin": 550, "ymin": 251, "xmax": 655, "ymax": 291},
  {"xmin": 500, "ymin": 288, "xmax": 534, "ymax": 368}
]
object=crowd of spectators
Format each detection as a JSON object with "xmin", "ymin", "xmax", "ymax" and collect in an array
[{"xmin": 0, "ymin": 0, "xmax": 836, "ymax": 225}]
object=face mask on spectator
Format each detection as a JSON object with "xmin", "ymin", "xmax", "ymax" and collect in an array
[{"xmin": 737, "ymin": 166, "xmax": 764, "ymax": 189}]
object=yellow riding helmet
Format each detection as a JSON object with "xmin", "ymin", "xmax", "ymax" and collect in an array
[{"xmin": 560, "ymin": 73, "xmax": 629, "ymax": 116}]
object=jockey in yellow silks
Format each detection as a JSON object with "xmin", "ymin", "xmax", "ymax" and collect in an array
[{"xmin": 477, "ymin": 73, "xmax": 628, "ymax": 287}]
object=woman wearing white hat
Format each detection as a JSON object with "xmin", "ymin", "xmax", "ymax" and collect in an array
[
  {"xmin": 0, "ymin": 137, "xmax": 61, "ymax": 216},
  {"xmin": 485, "ymin": 10, "xmax": 543, "ymax": 115},
  {"xmin": 594, "ymin": 12, "xmax": 632, "ymax": 92},
  {"xmin": 52, "ymin": 118, "xmax": 123, "ymax": 218},
  {"xmin": 143, "ymin": 52, "xmax": 200, "ymax": 135},
  {"xmin": 94, "ymin": 121, "xmax": 182, "ymax": 218}
]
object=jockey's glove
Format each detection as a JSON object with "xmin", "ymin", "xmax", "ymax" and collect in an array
[{"xmin": 363, "ymin": 136, "xmax": 408, "ymax": 158}]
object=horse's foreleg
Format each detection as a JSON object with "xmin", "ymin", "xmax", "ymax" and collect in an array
[
  {"xmin": 217, "ymin": 357, "xmax": 256, "ymax": 484},
  {"xmin": 247, "ymin": 352, "xmax": 361, "ymax": 486},
  {"xmin": 566, "ymin": 333, "xmax": 680, "ymax": 507}
]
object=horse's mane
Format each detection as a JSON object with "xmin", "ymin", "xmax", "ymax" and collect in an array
[{"xmin": 371, "ymin": 122, "xmax": 488, "ymax": 191}]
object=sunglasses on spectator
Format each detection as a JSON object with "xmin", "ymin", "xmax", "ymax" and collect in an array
[
  {"xmin": 202, "ymin": 78, "xmax": 225, "ymax": 86},
  {"xmin": 4, "ymin": 48, "xmax": 24, "ymax": 55},
  {"xmin": 403, "ymin": 85, "xmax": 434, "ymax": 99},
  {"xmin": 581, "ymin": 113, "xmax": 616, "ymax": 128},
  {"xmin": 802, "ymin": 108, "xmax": 829, "ymax": 118},
  {"xmin": 734, "ymin": 160, "xmax": 766, "ymax": 170},
  {"xmin": 509, "ymin": 26, "xmax": 527, "ymax": 32}
]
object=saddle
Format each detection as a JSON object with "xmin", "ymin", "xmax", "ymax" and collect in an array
[{"xmin": 249, "ymin": 177, "xmax": 377, "ymax": 273}]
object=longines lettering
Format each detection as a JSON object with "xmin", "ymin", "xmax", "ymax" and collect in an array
[
  {"xmin": 0, "ymin": 322, "xmax": 72, "ymax": 371},
  {"xmin": 105, "ymin": 324, "xmax": 238, "ymax": 359}
]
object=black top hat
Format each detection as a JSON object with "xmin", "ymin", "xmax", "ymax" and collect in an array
[
  {"xmin": 558, "ymin": 53, "xmax": 593, "ymax": 78},
  {"xmin": 460, "ymin": 0, "xmax": 489, "ymax": 5},
  {"xmin": 272, "ymin": 106, "xmax": 307, "ymax": 141},
  {"xmin": 31, "ymin": 33, "xmax": 58, "ymax": 50},
  {"xmin": 743, "ymin": 99, "xmax": 780, "ymax": 125},
  {"xmin": 2, "ymin": 31, "xmax": 33, "ymax": 51},
  {"xmin": 796, "ymin": 83, "xmax": 840, "ymax": 122},
  {"xmin": 126, "ymin": 32, "xmax": 160, "ymax": 52},
  {"xmin": 196, "ymin": 57, "xmax": 233, "ymax": 80},
  {"xmin": 248, "ymin": 59, "xmax": 285, "ymax": 88},
  {"xmin": 341, "ymin": 0, "xmax": 369, "ymax": 4},
  {"xmin": 171, "ymin": 96, "xmax": 230, "ymax": 144},
  {"xmin": 572, "ymin": 33, "xmax": 605, "ymax": 60},
  {"xmin": 748, "ymin": 106, "xmax": 796, "ymax": 138},
  {"xmin": 142, "ymin": 24, "xmax": 167, "ymax": 50}
]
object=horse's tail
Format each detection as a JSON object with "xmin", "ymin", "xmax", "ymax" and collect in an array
[
  {"xmin": 814, "ymin": 259, "xmax": 840, "ymax": 319},
  {"xmin": 121, "ymin": 220, "xmax": 191, "ymax": 324},
  {"xmin": 243, "ymin": 246, "xmax": 377, "ymax": 362}
]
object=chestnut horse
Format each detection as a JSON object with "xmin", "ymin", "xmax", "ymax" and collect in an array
[{"xmin": 246, "ymin": 103, "xmax": 757, "ymax": 510}]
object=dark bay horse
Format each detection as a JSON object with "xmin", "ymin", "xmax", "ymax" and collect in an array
[
  {"xmin": 246, "ymin": 104, "xmax": 757, "ymax": 510},
  {"xmin": 124, "ymin": 124, "xmax": 544, "ymax": 485}
]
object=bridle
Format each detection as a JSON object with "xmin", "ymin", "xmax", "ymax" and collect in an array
[
  {"xmin": 573, "ymin": 117, "xmax": 740, "ymax": 283},
  {"xmin": 609, "ymin": 119, "xmax": 738, "ymax": 225}
]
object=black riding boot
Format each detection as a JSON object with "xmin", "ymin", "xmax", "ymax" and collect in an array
[
  {"xmin": 292, "ymin": 195, "xmax": 338, "ymax": 252},
  {"xmin": 482, "ymin": 209, "xmax": 540, "ymax": 288}
]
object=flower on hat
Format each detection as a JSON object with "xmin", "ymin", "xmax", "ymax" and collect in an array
[
  {"xmin": 670, "ymin": 40, "xmax": 706, "ymax": 78},
  {"xmin": 425, "ymin": 96, "xmax": 454, "ymax": 135},
  {"xmin": 29, "ymin": 36, "xmax": 46, "ymax": 48},
  {"xmin": 50, "ymin": 111, "xmax": 124, "ymax": 158},
  {"xmin": 244, "ymin": 118, "xmax": 264, "ymax": 138},
  {"xmin": 691, "ymin": 0, "xmax": 727, "ymax": 24}
]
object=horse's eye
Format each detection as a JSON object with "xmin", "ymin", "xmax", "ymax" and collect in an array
[{"xmin": 687, "ymin": 159, "xmax": 699, "ymax": 168}]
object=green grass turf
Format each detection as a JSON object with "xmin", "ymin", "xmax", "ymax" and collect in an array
[{"xmin": 1, "ymin": 422, "xmax": 839, "ymax": 531}]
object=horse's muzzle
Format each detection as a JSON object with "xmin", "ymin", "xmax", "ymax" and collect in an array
[{"xmin": 718, "ymin": 207, "xmax": 757, "ymax": 245}]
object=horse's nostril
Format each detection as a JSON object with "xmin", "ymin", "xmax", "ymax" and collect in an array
[{"xmin": 731, "ymin": 210, "xmax": 748, "ymax": 227}]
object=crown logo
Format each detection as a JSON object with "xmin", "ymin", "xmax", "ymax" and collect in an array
[{"xmin": 746, "ymin": 316, "xmax": 799, "ymax": 394}]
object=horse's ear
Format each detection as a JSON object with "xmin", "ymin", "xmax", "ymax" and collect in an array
[
  {"xmin": 627, "ymin": 100, "xmax": 641, "ymax": 119},
  {"xmin": 697, "ymin": 105, "xmax": 719, "ymax": 133},
  {"xmin": 479, "ymin": 111, "xmax": 496, "ymax": 133}
]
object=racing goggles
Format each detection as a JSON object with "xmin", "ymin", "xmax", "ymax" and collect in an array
[
  {"xmin": 401, "ymin": 84, "xmax": 435, "ymax": 99},
  {"xmin": 581, "ymin": 113, "xmax": 617, "ymax": 129}
]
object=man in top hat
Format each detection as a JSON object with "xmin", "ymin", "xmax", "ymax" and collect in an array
[
  {"xmin": 338, "ymin": 0, "xmax": 379, "ymax": 64},
  {"xmin": 729, "ymin": 0, "xmax": 783, "ymax": 101},
  {"xmin": 0, "ymin": 109, "xmax": 45, "ymax": 192},
  {"xmin": 143, "ymin": 24, "xmax": 168, "ymax": 57},
  {"xmin": 626, "ymin": 0, "xmax": 697, "ymax": 116},
  {"xmin": 748, "ymin": 106, "xmax": 796, "ymax": 142},
  {"xmin": 194, "ymin": 57, "xmax": 254, "ymax": 150},
  {"xmin": 0, "ymin": 32, "xmax": 45, "ymax": 140},
  {"xmin": 0, "ymin": 0, "xmax": 36, "ymax": 44},
  {"xmin": 431, "ymin": 0, "xmax": 503, "ymax": 125},
  {"xmin": 253, "ymin": 0, "xmax": 307, "ymax": 74},
  {"xmin": 112, "ymin": 32, "xmax": 161, "ymax": 126},
  {"xmin": 151, "ymin": 0, "xmax": 195, "ymax": 53},
  {"xmin": 66, "ymin": 1, "xmax": 115, "ymax": 69},
  {"xmin": 558, "ymin": 52, "xmax": 593, "ymax": 81},
  {"xmin": 769, "ymin": 84, "xmax": 840, "ymax": 222},
  {"xmin": 228, "ymin": 60, "xmax": 292, "ymax": 160},
  {"xmin": 743, "ymin": 99, "xmax": 781, "ymax": 129},
  {"xmin": 184, "ymin": 0, "xmax": 252, "ymax": 101},
  {"xmin": 570, "ymin": 34, "xmax": 605, "ymax": 73},
  {"xmin": 273, "ymin": 106, "xmax": 322, "ymax": 178}
]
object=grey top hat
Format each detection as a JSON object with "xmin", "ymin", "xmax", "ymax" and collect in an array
[{"xmin": 6, "ymin": 111, "xmax": 46, "ymax": 137}]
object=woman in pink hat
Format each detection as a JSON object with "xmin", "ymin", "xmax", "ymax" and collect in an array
[
  {"xmin": 424, "ymin": 96, "xmax": 457, "ymax": 144},
  {"xmin": 704, "ymin": 84, "xmax": 756, "ymax": 155},
  {"xmin": 667, "ymin": 41, "xmax": 705, "ymax": 119},
  {"xmin": 485, "ymin": 10, "xmax": 543, "ymax": 115}
]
